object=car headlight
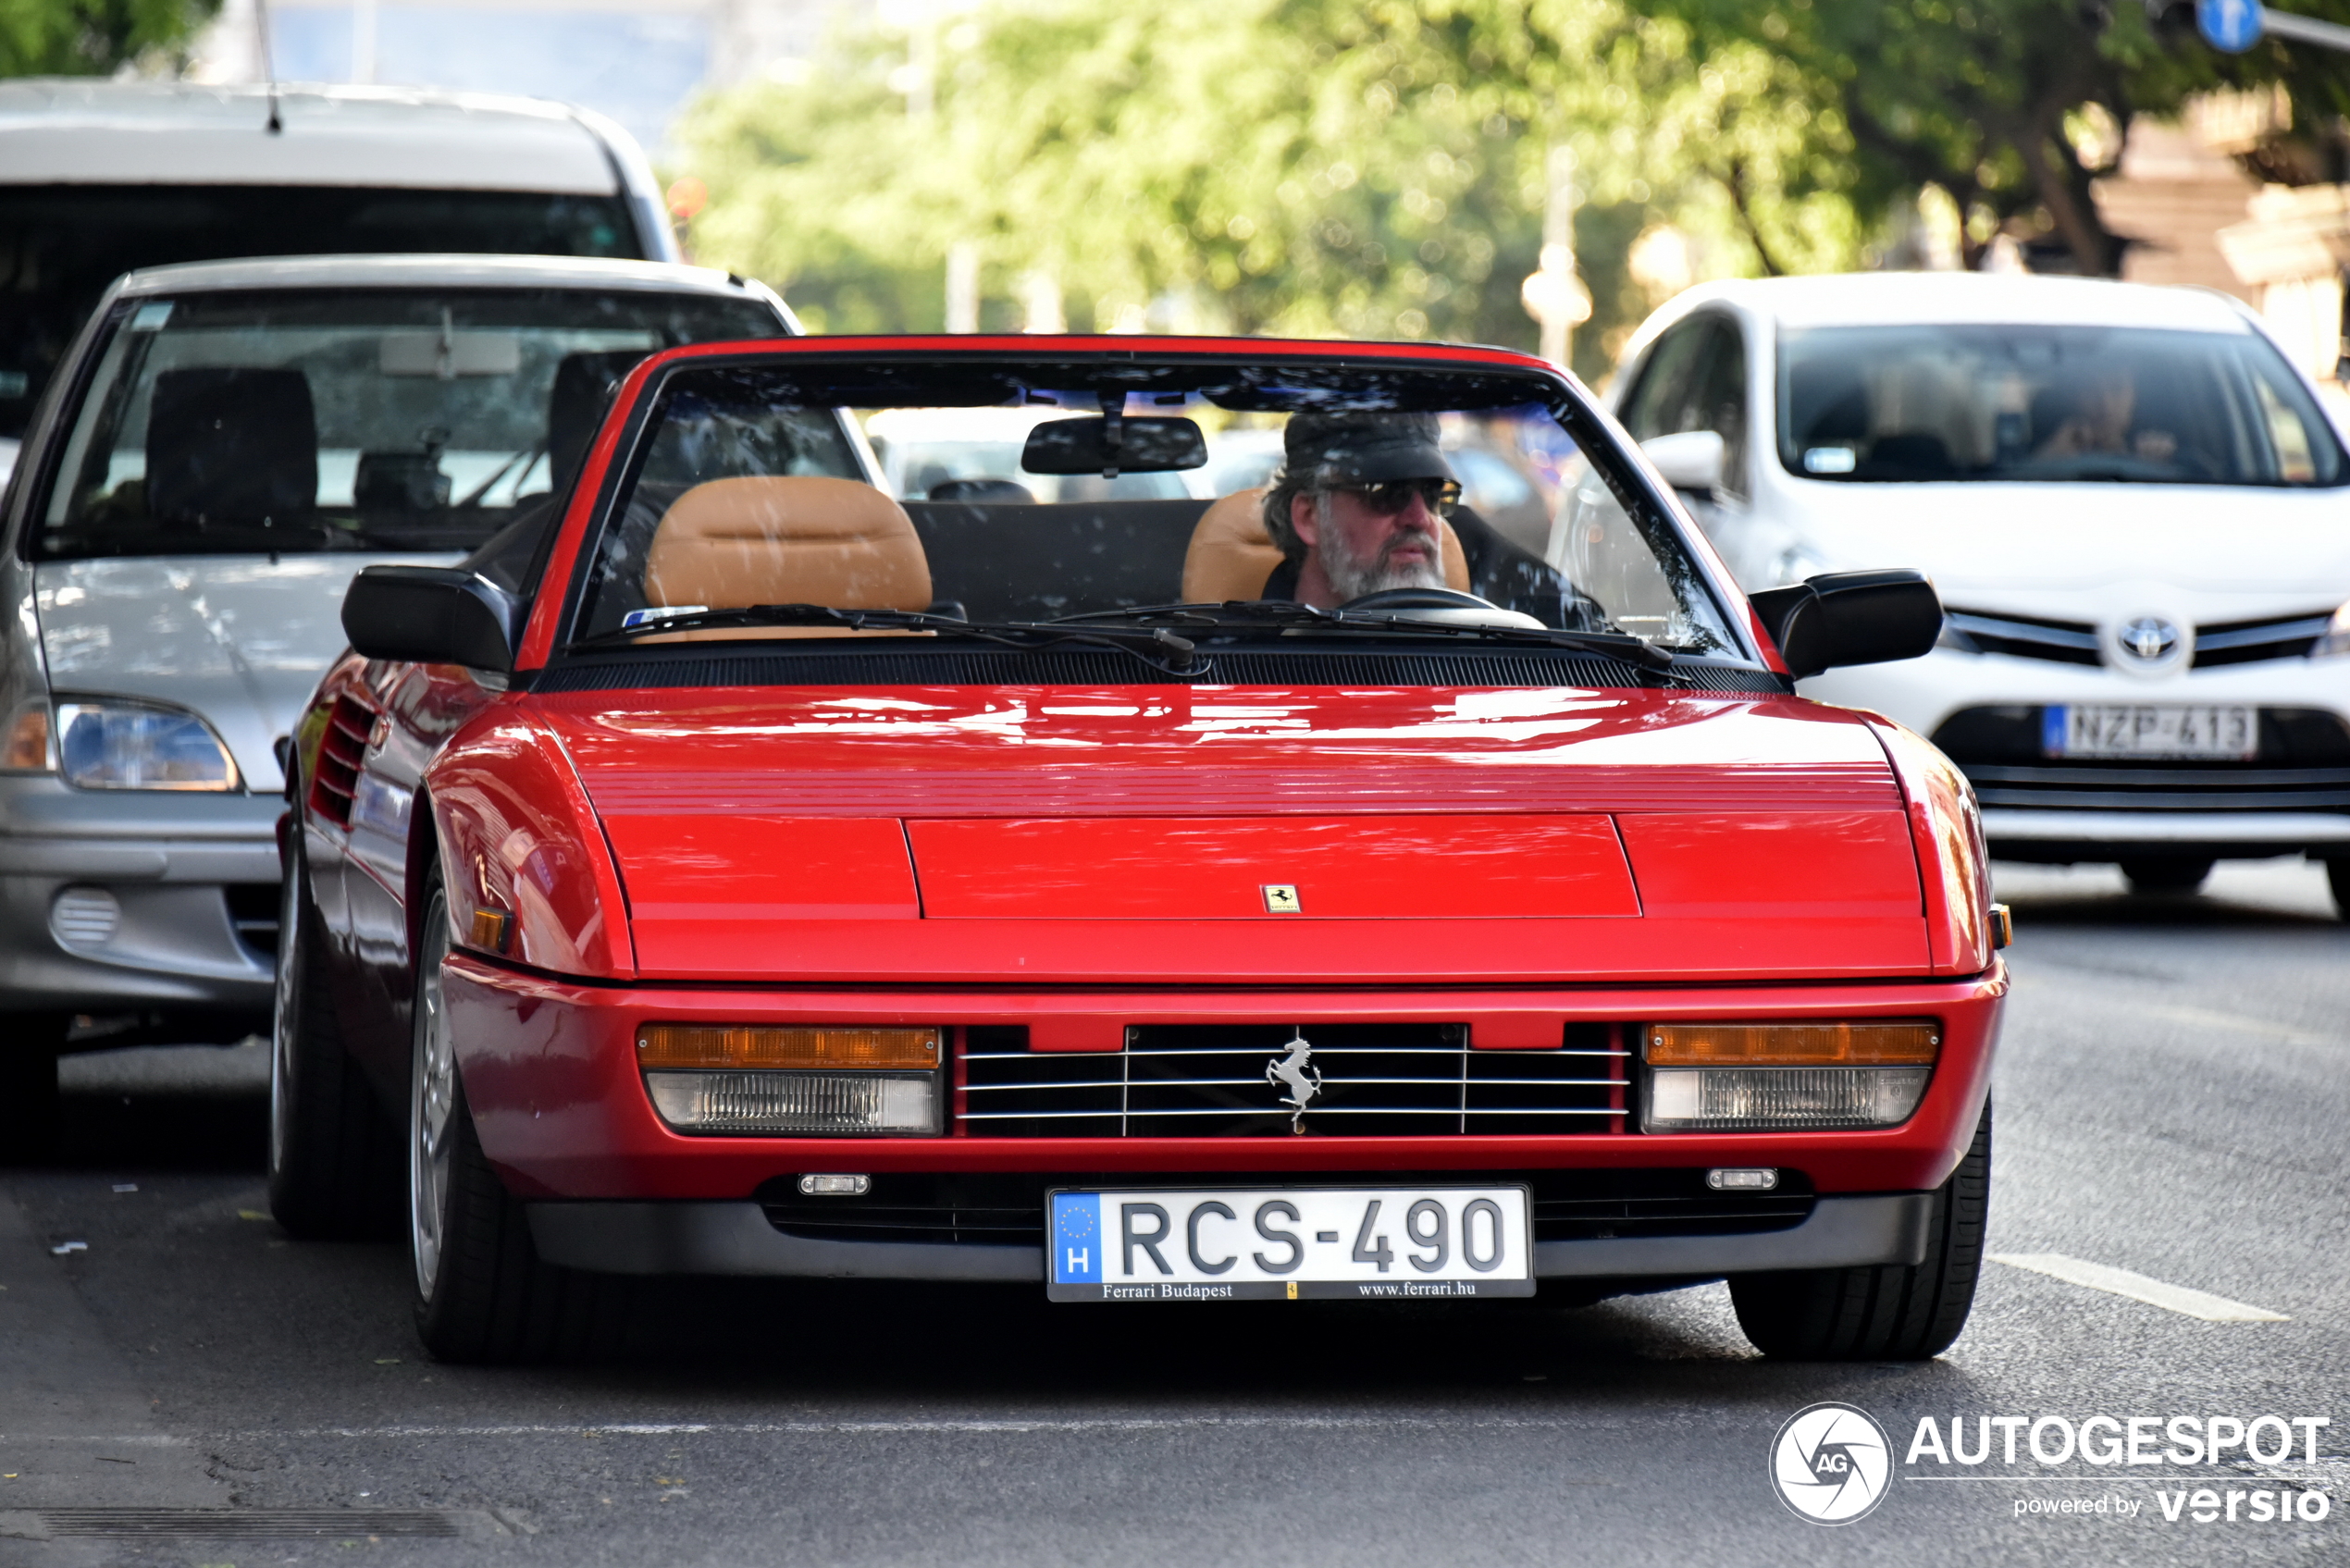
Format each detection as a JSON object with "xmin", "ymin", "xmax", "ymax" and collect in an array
[
  {"xmin": 1770, "ymin": 546, "xmax": 1834, "ymax": 587},
  {"xmin": 56, "ymin": 701, "xmax": 241, "ymax": 791},
  {"xmin": 2314, "ymin": 601, "xmax": 2350, "ymax": 658}
]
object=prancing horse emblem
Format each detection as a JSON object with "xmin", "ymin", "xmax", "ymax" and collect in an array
[{"xmin": 1266, "ymin": 1030, "xmax": 1323, "ymax": 1134}]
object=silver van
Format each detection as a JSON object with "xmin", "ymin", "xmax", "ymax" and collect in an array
[
  {"xmin": 0, "ymin": 254, "xmax": 795, "ymax": 1141},
  {"xmin": 0, "ymin": 80, "xmax": 680, "ymax": 484}
]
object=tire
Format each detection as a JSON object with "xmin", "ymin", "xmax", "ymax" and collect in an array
[
  {"xmin": 0, "ymin": 1014, "xmax": 69, "ymax": 1165},
  {"xmin": 268, "ymin": 825, "xmax": 401, "ymax": 1238},
  {"xmin": 2120, "ymin": 857, "xmax": 2212, "ymax": 895},
  {"xmin": 1729, "ymin": 1102, "xmax": 1990, "ymax": 1361},
  {"xmin": 408, "ymin": 877, "xmax": 630, "ymax": 1364}
]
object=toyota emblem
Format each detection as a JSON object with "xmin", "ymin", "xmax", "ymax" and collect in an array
[{"xmin": 2117, "ymin": 615, "xmax": 2181, "ymax": 663}]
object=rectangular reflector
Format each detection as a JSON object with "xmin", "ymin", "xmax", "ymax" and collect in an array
[
  {"xmin": 636, "ymin": 1024, "xmax": 941, "ymax": 1070},
  {"xmin": 1644, "ymin": 1020, "xmax": 1939, "ymax": 1067}
]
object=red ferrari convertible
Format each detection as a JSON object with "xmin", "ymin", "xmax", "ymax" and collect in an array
[{"xmin": 272, "ymin": 336, "xmax": 2003, "ymax": 1364}]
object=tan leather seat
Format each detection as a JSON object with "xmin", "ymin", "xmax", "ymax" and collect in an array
[
  {"xmin": 642, "ymin": 476, "xmax": 931, "ymax": 639},
  {"xmin": 1179, "ymin": 486, "xmax": 1471, "ymax": 601}
]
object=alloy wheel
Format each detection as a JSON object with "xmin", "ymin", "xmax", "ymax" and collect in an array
[{"xmin": 409, "ymin": 901, "xmax": 457, "ymax": 1300}]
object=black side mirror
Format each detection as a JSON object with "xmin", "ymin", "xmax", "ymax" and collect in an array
[
  {"xmin": 341, "ymin": 565, "xmax": 522, "ymax": 673},
  {"xmin": 1749, "ymin": 569, "xmax": 1942, "ymax": 679}
]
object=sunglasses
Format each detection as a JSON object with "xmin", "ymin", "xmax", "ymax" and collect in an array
[{"xmin": 1336, "ymin": 477, "xmax": 1461, "ymax": 516}]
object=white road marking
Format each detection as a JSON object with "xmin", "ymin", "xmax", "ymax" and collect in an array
[
  {"xmin": 1989, "ymin": 1253, "xmax": 2290, "ymax": 1322},
  {"xmin": 6, "ymin": 1414, "xmax": 1692, "ymax": 1444}
]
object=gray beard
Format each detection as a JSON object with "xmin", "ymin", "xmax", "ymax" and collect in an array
[{"xmin": 1322, "ymin": 528, "xmax": 1446, "ymax": 603}]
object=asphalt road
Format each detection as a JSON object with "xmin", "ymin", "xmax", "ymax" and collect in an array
[{"xmin": 3, "ymin": 858, "xmax": 2345, "ymax": 1567}]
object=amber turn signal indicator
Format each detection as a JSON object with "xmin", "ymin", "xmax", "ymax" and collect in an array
[
  {"xmin": 468, "ymin": 907, "xmax": 512, "ymax": 952},
  {"xmin": 1646, "ymin": 1020, "xmax": 1940, "ymax": 1067},
  {"xmin": 4, "ymin": 706, "xmax": 48, "ymax": 771},
  {"xmin": 636, "ymin": 1024, "xmax": 942, "ymax": 1070}
]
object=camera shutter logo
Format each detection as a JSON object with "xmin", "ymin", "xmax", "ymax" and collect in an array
[{"xmin": 1770, "ymin": 1402, "xmax": 1892, "ymax": 1525}]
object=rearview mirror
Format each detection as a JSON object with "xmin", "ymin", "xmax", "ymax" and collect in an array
[
  {"xmin": 342, "ymin": 565, "xmax": 522, "ymax": 673},
  {"xmin": 1021, "ymin": 416, "xmax": 1207, "ymax": 475},
  {"xmin": 1640, "ymin": 429, "xmax": 1726, "ymax": 495},
  {"xmin": 1749, "ymin": 569, "xmax": 1942, "ymax": 679}
]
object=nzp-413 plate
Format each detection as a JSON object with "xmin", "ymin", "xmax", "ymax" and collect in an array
[
  {"xmin": 2045, "ymin": 704, "xmax": 2257, "ymax": 760},
  {"xmin": 1046, "ymin": 1185, "xmax": 1534, "ymax": 1302}
]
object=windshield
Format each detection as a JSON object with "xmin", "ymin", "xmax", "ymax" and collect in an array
[
  {"xmin": 31, "ymin": 287, "xmax": 790, "ymax": 560},
  {"xmin": 0, "ymin": 186, "xmax": 645, "ymax": 439},
  {"xmin": 567, "ymin": 356, "xmax": 1738, "ymax": 660},
  {"xmin": 1777, "ymin": 324, "xmax": 2346, "ymax": 487}
]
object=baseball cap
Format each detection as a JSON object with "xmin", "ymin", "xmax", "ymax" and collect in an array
[{"xmin": 1282, "ymin": 410, "xmax": 1454, "ymax": 487}]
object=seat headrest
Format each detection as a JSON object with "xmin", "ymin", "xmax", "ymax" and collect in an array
[
  {"xmin": 644, "ymin": 475, "xmax": 932, "ymax": 615},
  {"xmin": 145, "ymin": 367, "xmax": 316, "ymax": 528},
  {"xmin": 1179, "ymin": 487, "xmax": 1471, "ymax": 601},
  {"xmin": 1180, "ymin": 488, "xmax": 1284, "ymax": 602}
]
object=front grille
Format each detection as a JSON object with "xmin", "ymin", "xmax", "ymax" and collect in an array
[
  {"xmin": 755, "ymin": 1169, "xmax": 1812, "ymax": 1247},
  {"xmin": 1934, "ymin": 705, "xmax": 2350, "ymax": 814},
  {"xmin": 306, "ymin": 696, "xmax": 371, "ymax": 828},
  {"xmin": 958, "ymin": 1023, "xmax": 1628, "ymax": 1138},
  {"xmin": 1943, "ymin": 608, "xmax": 2101, "ymax": 665},
  {"xmin": 2193, "ymin": 611, "xmax": 2334, "ymax": 669}
]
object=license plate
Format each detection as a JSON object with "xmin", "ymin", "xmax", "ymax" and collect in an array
[
  {"xmin": 1046, "ymin": 1185, "xmax": 1535, "ymax": 1302},
  {"xmin": 2044, "ymin": 704, "xmax": 2257, "ymax": 760}
]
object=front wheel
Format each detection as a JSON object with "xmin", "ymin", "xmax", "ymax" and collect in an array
[
  {"xmin": 408, "ymin": 877, "xmax": 630, "ymax": 1364},
  {"xmin": 1729, "ymin": 1103, "xmax": 1990, "ymax": 1361}
]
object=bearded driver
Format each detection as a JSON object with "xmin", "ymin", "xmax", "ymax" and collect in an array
[{"xmin": 1258, "ymin": 410, "xmax": 1569, "ymax": 615}]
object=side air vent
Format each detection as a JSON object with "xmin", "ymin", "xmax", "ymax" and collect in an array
[{"xmin": 306, "ymin": 696, "xmax": 373, "ymax": 828}]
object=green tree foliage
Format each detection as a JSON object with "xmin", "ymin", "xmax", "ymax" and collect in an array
[
  {"xmin": 674, "ymin": 0, "xmax": 2350, "ymax": 364},
  {"xmin": 678, "ymin": 0, "xmax": 1859, "ymax": 373},
  {"xmin": 0, "ymin": 0, "xmax": 221, "ymax": 77},
  {"xmin": 1652, "ymin": 0, "xmax": 2350, "ymax": 275}
]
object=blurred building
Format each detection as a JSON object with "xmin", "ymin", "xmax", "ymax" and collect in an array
[
  {"xmin": 2093, "ymin": 91, "xmax": 2350, "ymax": 409},
  {"xmin": 191, "ymin": 0, "xmax": 874, "ymax": 155}
]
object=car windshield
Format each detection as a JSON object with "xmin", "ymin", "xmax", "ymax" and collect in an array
[
  {"xmin": 1777, "ymin": 323, "xmax": 2347, "ymax": 487},
  {"xmin": 566, "ymin": 354, "xmax": 1740, "ymax": 660},
  {"xmin": 31, "ymin": 287, "xmax": 789, "ymax": 560}
]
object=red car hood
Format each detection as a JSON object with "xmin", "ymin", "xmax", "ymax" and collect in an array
[{"xmin": 533, "ymin": 685, "xmax": 1930, "ymax": 985}]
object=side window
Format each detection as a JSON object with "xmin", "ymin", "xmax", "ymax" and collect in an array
[
  {"xmin": 1686, "ymin": 319, "xmax": 1750, "ymax": 500},
  {"xmin": 1617, "ymin": 319, "xmax": 1713, "ymax": 442}
]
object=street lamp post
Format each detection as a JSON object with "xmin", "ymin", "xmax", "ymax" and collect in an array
[{"xmin": 1519, "ymin": 145, "xmax": 1592, "ymax": 369}]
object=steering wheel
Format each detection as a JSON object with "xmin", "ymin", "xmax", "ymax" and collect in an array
[{"xmin": 1337, "ymin": 587, "xmax": 1504, "ymax": 613}]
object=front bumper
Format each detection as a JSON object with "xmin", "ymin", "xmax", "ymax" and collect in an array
[
  {"xmin": 0, "ymin": 777, "xmax": 279, "ymax": 1013},
  {"xmin": 1802, "ymin": 649, "xmax": 2350, "ymax": 859},
  {"xmin": 525, "ymin": 1191, "xmax": 1934, "ymax": 1281},
  {"xmin": 442, "ymin": 955, "xmax": 2003, "ymax": 1225}
]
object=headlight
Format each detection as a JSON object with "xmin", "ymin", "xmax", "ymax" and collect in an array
[
  {"xmin": 1640, "ymin": 1019, "xmax": 1939, "ymax": 1132},
  {"xmin": 2314, "ymin": 601, "xmax": 2350, "ymax": 658},
  {"xmin": 56, "ymin": 701, "xmax": 241, "ymax": 791},
  {"xmin": 1770, "ymin": 546, "xmax": 1833, "ymax": 587}
]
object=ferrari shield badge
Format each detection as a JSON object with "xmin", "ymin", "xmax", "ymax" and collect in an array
[{"xmin": 1261, "ymin": 883, "xmax": 1302, "ymax": 914}]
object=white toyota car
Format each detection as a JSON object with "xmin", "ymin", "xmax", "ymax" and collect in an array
[{"xmin": 1601, "ymin": 273, "xmax": 2350, "ymax": 913}]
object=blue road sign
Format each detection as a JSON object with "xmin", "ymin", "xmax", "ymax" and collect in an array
[{"xmin": 2199, "ymin": 0, "xmax": 2268, "ymax": 51}]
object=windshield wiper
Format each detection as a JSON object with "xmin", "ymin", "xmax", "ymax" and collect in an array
[
  {"xmin": 568, "ymin": 604, "xmax": 1208, "ymax": 676},
  {"xmin": 1053, "ymin": 601, "xmax": 1681, "ymax": 675}
]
